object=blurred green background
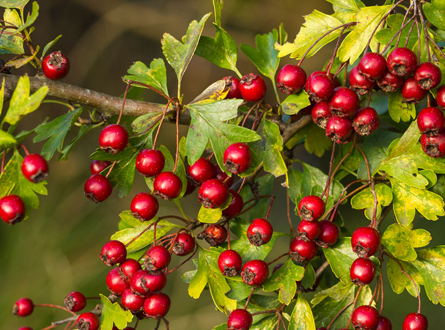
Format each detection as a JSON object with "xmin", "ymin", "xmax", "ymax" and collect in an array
[{"xmin": 1, "ymin": 0, "xmax": 444, "ymax": 329}]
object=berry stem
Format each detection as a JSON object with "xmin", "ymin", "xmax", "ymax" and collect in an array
[
  {"xmin": 124, "ymin": 80, "xmax": 170, "ymax": 101},
  {"xmin": 241, "ymin": 102, "xmax": 259, "ymax": 128},
  {"xmin": 266, "ymin": 252, "xmax": 289, "ymax": 266},
  {"xmin": 369, "ymin": 273, "xmax": 381, "ymax": 305},
  {"xmin": 379, "ymin": 273, "xmax": 385, "ymax": 314},
  {"xmin": 381, "ymin": 14, "xmax": 416, "ymax": 55},
  {"xmin": 244, "ymin": 287, "xmax": 256, "ymax": 309},
  {"xmin": 117, "ymin": 83, "xmax": 131, "ymax": 125},
  {"xmin": 34, "ymin": 304, "xmax": 77, "ymax": 317},
  {"xmin": 173, "ymin": 102, "xmax": 180, "ymax": 172},
  {"xmin": 162, "ymin": 317, "xmax": 170, "ymax": 330},
  {"xmin": 346, "ymin": 286, "xmax": 363, "ymax": 329},
  {"xmin": 286, "ymin": 190, "xmax": 297, "ymax": 237},
  {"xmin": 152, "ymin": 98, "xmax": 176, "ymax": 150},
  {"xmin": 226, "ymin": 221, "xmax": 231, "ymax": 250},
  {"xmin": 405, "ymin": 14, "xmax": 417, "ymax": 49},
  {"xmin": 326, "ymin": 25, "xmax": 349, "ymax": 76},
  {"xmin": 20, "ymin": 144, "xmax": 30, "ymax": 156},
  {"xmin": 125, "ymin": 219, "xmax": 161, "ymax": 247},
  {"xmin": 264, "ymin": 195, "xmax": 276, "ymax": 220},
  {"xmin": 396, "ymin": 2, "xmax": 414, "ymax": 48},
  {"xmin": 415, "ymin": 14, "xmax": 422, "ymax": 63},
  {"xmin": 427, "ymin": 34, "xmax": 445, "ymax": 61},
  {"xmin": 326, "ymin": 301, "xmax": 354, "ymax": 330},
  {"xmin": 343, "ymin": 62, "xmax": 348, "ymax": 86},
  {"xmin": 105, "ymin": 160, "xmax": 117, "ymax": 178},
  {"xmin": 165, "ymin": 244, "xmax": 198, "ymax": 275},
  {"xmin": 321, "ymin": 142, "xmax": 336, "ymax": 200}
]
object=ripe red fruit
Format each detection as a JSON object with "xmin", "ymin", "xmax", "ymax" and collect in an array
[
  {"xmin": 136, "ymin": 149, "xmax": 165, "ymax": 177},
  {"xmin": 172, "ymin": 232, "xmax": 196, "ymax": 256},
  {"xmin": 349, "ymin": 66, "xmax": 375, "ymax": 95},
  {"xmin": 198, "ymin": 179, "xmax": 229, "ymax": 208},
  {"xmin": 402, "ymin": 313, "xmax": 428, "ymax": 330},
  {"xmin": 376, "ymin": 316, "xmax": 393, "ymax": 330},
  {"xmin": 421, "ymin": 132, "xmax": 445, "ymax": 158},
  {"xmin": 306, "ymin": 71, "xmax": 341, "ymax": 88},
  {"xmin": 215, "ymin": 165, "xmax": 234, "ymax": 187},
  {"xmin": 297, "ymin": 220, "xmax": 321, "ymax": 241},
  {"xmin": 414, "ymin": 62, "xmax": 442, "ymax": 90},
  {"xmin": 358, "ymin": 53, "xmax": 387, "ymax": 80},
  {"xmin": 198, "ymin": 224, "xmax": 227, "ymax": 246},
  {"xmin": 64, "ymin": 291, "xmax": 87, "ymax": 312},
  {"xmin": 329, "ymin": 87, "xmax": 360, "ymax": 118},
  {"xmin": 141, "ymin": 271, "xmax": 168, "ymax": 293},
  {"xmin": 42, "ymin": 51, "xmax": 70, "ymax": 80},
  {"xmin": 13, "ymin": 298, "xmax": 34, "ymax": 317},
  {"xmin": 121, "ymin": 288, "xmax": 145, "ymax": 313},
  {"xmin": 247, "ymin": 218, "xmax": 273, "ymax": 246},
  {"xmin": 402, "ymin": 77, "xmax": 428, "ymax": 104},
  {"xmin": 187, "ymin": 158, "xmax": 216, "ymax": 186},
  {"xmin": 224, "ymin": 143, "xmax": 252, "ymax": 174},
  {"xmin": 326, "ymin": 116, "xmax": 353, "ymax": 144},
  {"xmin": 311, "ymin": 102, "xmax": 332, "ymax": 129},
  {"xmin": 143, "ymin": 293, "xmax": 171, "ymax": 318},
  {"xmin": 241, "ymin": 259, "xmax": 269, "ymax": 286},
  {"xmin": 437, "ymin": 85, "xmax": 445, "ymax": 110},
  {"xmin": 76, "ymin": 312, "xmax": 100, "ymax": 330},
  {"xmin": 106, "ymin": 267, "xmax": 130, "ymax": 296},
  {"xmin": 276, "ymin": 64, "xmax": 307, "ymax": 94},
  {"xmin": 387, "ymin": 47, "xmax": 417, "ymax": 77},
  {"xmin": 239, "ymin": 73, "xmax": 267, "ymax": 102},
  {"xmin": 130, "ymin": 192, "xmax": 159, "ymax": 221},
  {"xmin": 376, "ymin": 71, "xmax": 404, "ymax": 93},
  {"xmin": 315, "ymin": 220, "xmax": 340, "ymax": 248},
  {"xmin": 153, "ymin": 171, "xmax": 183, "ymax": 200},
  {"xmin": 0, "ymin": 195, "xmax": 26, "ymax": 225},
  {"xmin": 118, "ymin": 258, "xmax": 142, "ymax": 283},
  {"xmin": 100, "ymin": 240, "xmax": 127, "ymax": 266},
  {"xmin": 306, "ymin": 73, "xmax": 335, "ymax": 103},
  {"xmin": 90, "ymin": 160, "xmax": 111, "ymax": 175},
  {"xmin": 144, "ymin": 245, "xmax": 171, "ymax": 272},
  {"xmin": 21, "ymin": 154, "xmax": 49, "ymax": 183},
  {"xmin": 19, "ymin": 327, "xmax": 33, "ymax": 330},
  {"xmin": 224, "ymin": 76, "xmax": 242, "ymax": 99},
  {"xmin": 298, "ymin": 195, "xmax": 325, "ymax": 221},
  {"xmin": 84, "ymin": 174, "xmax": 112, "ymax": 203},
  {"xmin": 352, "ymin": 305, "xmax": 380, "ymax": 330},
  {"xmin": 218, "ymin": 249, "xmax": 243, "ymax": 277},
  {"xmin": 351, "ymin": 227, "xmax": 381, "ymax": 258},
  {"xmin": 417, "ymin": 107, "xmax": 445, "ymax": 136},
  {"xmin": 290, "ymin": 237, "xmax": 318, "ymax": 263},
  {"xmin": 99, "ymin": 124, "xmax": 129, "ymax": 154},
  {"xmin": 130, "ymin": 270, "xmax": 150, "ymax": 296},
  {"xmin": 227, "ymin": 309, "xmax": 253, "ymax": 330},
  {"xmin": 353, "ymin": 107, "xmax": 380, "ymax": 136},
  {"xmin": 350, "ymin": 257, "xmax": 377, "ymax": 285},
  {"xmin": 222, "ymin": 190, "xmax": 244, "ymax": 218}
]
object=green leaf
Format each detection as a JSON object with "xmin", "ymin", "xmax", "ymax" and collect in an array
[
  {"xmin": 0, "ymin": 0, "xmax": 29, "ymax": 8},
  {"xmin": 58, "ymin": 124, "xmax": 98, "ymax": 161},
  {"xmin": 388, "ymin": 89, "xmax": 416, "ymax": 123},
  {"xmin": 239, "ymin": 173, "xmax": 274, "ymax": 221},
  {"xmin": 100, "ymin": 294, "xmax": 133, "ymax": 330},
  {"xmin": 4, "ymin": 75, "xmax": 49, "ymax": 125},
  {"xmin": 333, "ymin": 142, "xmax": 361, "ymax": 180},
  {"xmin": 289, "ymin": 295, "xmax": 316, "ymax": 330},
  {"xmin": 285, "ymin": 122, "xmax": 332, "ymax": 158},
  {"xmin": 375, "ymin": 14, "xmax": 416, "ymax": 49},
  {"xmin": 329, "ymin": 0, "xmax": 365, "ymax": 23},
  {"xmin": 387, "ymin": 257, "xmax": 423, "ymax": 297},
  {"xmin": 288, "ymin": 168, "xmax": 303, "ymax": 204},
  {"xmin": 33, "ymin": 108, "xmax": 83, "ymax": 160},
  {"xmin": 42, "ymin": 34, "xmax": 62, "ymax": 58},
  {"xmin": 212, "ymin": 0, "xmax": 223, "ymax": 26},
  {"xmin": 278, "ymin": 23, "xmax": 288, "ymax": 45},
  {"xmin": 124, "ymin": 59, "xmax": 169, "ymax": 97},
  {"xmin": 382, "ymin": 224, "xmax": 431, "ymax": 261},
  {"xmin": 350, "ymin": 184, "xmax": 393, "ymax": 220},
  {"xmin": 423, "ymin": 0, "xmax": 445, "ymax": 30},
  {"xmin": 281, "ymin": 90, "xmax": 311, "ymax": 115},
  {"xmin": 0, "ymin": 129, "xmax": 17, "ymax": 150},
  {"xmin": 13, "ymin": 1, "xmax": 38, "ymax": 34},
  {"xmin": 226, "ymin": 276, "xmax": 252, "ymax": 301},
  {"xmin": 131, "ymin": 111, "xmax": 162, "ymax": 134},
  {"xmin": 191, "ymin": 79, "xmax": 228, "ymax": 104},
  {"xmin": 197, "ymin": 196, "xmax": 231, "ymax": 224},
  {"xmin": 161, "ymin": 13, "xmax": 211, "ymax": 90},
  {"xmin": 338, "ymin": 5, "xmax": 392, "ymax": 64},
  {"xmin": 6, "ymin": 45, "xmax": 39, "ymax": 68},
  {"xmin": 0, "ymin": 9, "xmax": 24, "ymax": 55}
]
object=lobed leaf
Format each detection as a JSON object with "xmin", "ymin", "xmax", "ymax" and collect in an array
[
  {"xmin": 124, "ymin": 59, "xmax": 169, "ymax": 97},
  {"xmin": 285, "ymin": 122, "xmax": 332, "ymax": 158},
  {"xmin": 388, "ymin": 89, "xmax": 416, "ymax": 123},
  {"xmin": 423, "ymin": 0, "xmax": 445, "ymax": 30},
  {"xmin": 100, "ymin": 294, "xmax": 133, "ymax": 330},
  {"xmin": 382, "ymin": 224, "xmax": 431, "ymax": 261},
  {"xmin": 350, "ymin": 183, "xmax": 393, "ymax": 220}
]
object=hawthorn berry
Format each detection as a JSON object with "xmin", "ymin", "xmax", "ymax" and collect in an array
[
  {"xmin": 328, "ymin": 87, "xmax": 360, "ymax": 118},
  {"xmin": 13, "ymin": 298, "xmax": 34, "ymax": 317},
  {"xmin": 353, "ymin": 107, "xmax": 380, "ymax": 136},
  {"xmin": 218, "ymin": 249, "xmax": 242, "ymax": 277},
  {"xmin": 136, "ymin": 149, "xmax": 165, "ymax": 177},
  {"xmin": 121, "ymin": 288, "xmax": 145, "ymax": 313},
  {"xmin": 306, "ymin": 73, "xmax": 335, "ymax": 103},
  {"xmin": 84, "ymin": 174, "xmax": 112, "ymax": 203},
  {"xmin": 90, "ymin": 160, "xmax": 111, "ymax": 175},
  {"xmin": 421, "ymin": 132, "xmax": 445, "ymax": 158},
  {"xmin": 130, "ymin": 270, "xmax": 150, "ymax": 296},
  {"xmin": 306, "ymin": 71, "xmax": 339, "ymax": 88},
  {"xmin": 315, "ymin": 220, "xmax": 339, "ymax": 248},
  {"xmin": 351, "ymin": 227, "xmax": 381, "ymax": 258},
  {"xmin": 351, "ymin": 305, "xmax": 380, "ymax": 330},
  {"xmin": 297, "ymin": 220, "xmax": 321, "ymax": 241},
  {"xmin": 227, "ymin": 309, "xmax": 253, "ymax": 330},
  {"xmin": 222, "ymin": 190, "xmax": 244, "ymax": 218},
  {"xmin": 224, "ymin": 76, "xmax": 242, "ymax": 99},
  {"xmin": 42, "ymin": 51, "xmax": 70, "ymax": 80},
  {"xmin": 118, "ymin": 258, "xmax": 142, "ymax": 283},
  {"xmin": 417, "ymin": 107, "xmax": 445, "ymax": 136},
  {"xmin": 326, "ymin": 116, "xmax": 353, "ymax": 144},
  {"xmin": 241, "ymin": 259, "xmax": 269, "ymax": 286},
  {"xmin": 349, "ymin": 66, "xmax": 375, "ymax": 95},
  {"xmin": 311, "ymin": 102, "xmax": 331, "ymax": 129},
  {"xmin": 350, "ymin": 257, "xmax": 376, "ymax": 285},
  {"xmin": 289, "ymin": 237, "xmax": 318, "ymax": 263},
  {"xmin": 376, "ymin": 316, "xmax": 393, "ymax": 330},
  {"xmin": 414, "ymin": 62, "xmax": 442, "ymax": 90},
  {"xmin": 198, "ymin": 178, "xmax": 229, "ymax": 209},
  {"xmin": 141, "ymin": 271, "xmax": 168, "ymax": 293},
  {"xmin": 198, "ymin": 224, "xmax": 227, "ymax": 246},
  {"xmin": 224, "ymin": 143, "xmax": 252, "ymax": 174},
  {"xmin": 153, "ymin": 171, "xmax": 183, "ymax": 200},
  {"xmin": 172, "ymin": 232, "xmax": 196, "ymax": 256},
  {"xmin": 239, "ymin": 73, "xmax": 267, "ymax": 102},
  {"xmin": 358, "ymin": 52, "xmax": 387, "ymax": 80},
  {"xmin": 247, "ymin": 218, "xmax": 273, "ymax": 246},
  {"xmin": 215, "ymin": 165, "xmax": 234, "ymax": 187},
  {"xmin": 187, "ymin": 157, "xmax": 217, "ymax": 186},
  {"xmin": 376, "ymin": 71, "xmax": 404, "ymax": 93},
  {"xmin": 143, "ymin": 293, "xmax": 171, "ymax": 319},
  {"xmin": 437, "ymin": 85, "xmax": 445, "ymax": 110},
  {"xmin": 100, "ymin": 240, "xmax": 127, "ymax": 266},
  {"xmin": 0, "ymin": 195, "xmax": 26, "ymax": 225},
  {"xmin": 76, "ymin": 312, "xmax": 100, "ymax": 330},
  {"xmin": 387, "ymin": 47, "xmax": 417, "ymax": 77},
  {"xmin": 19, "ymin": 328, "xmax": 33, "ymax": 330},
  {"xmin": 276, "ymin": 64, "xmax": 307, "ymax": 94},
  {"xmin": 402, "ymin": 313, "xmax": 428, "ymax": 330},
  {"xmin": 99, "ymin": 124, "xmax": 129, "ymax": 154},
  {"xmin": 64, "ymin": 291, "xmax": 87, "ymax": 312},
  {"xmin": 402, "ymin": 77, "xmax": 427, "ymax": 104},
  {"xmin": 130, "ymin": 192, "xmax": 159, "ymax": 221},
  {"xmin": 106, "ymin": 267, "xmax": 130, "ymax": 296},
  {"xmin": 298, "ymin": 195, "xmax": 325, "ymax": 221},
  {"xmin": 144, "ymin": 245, "xmax": 171, "ymax": 272},
  {"xmin": 21, "ymin": 154, "xmax": 49, "ymax": 183}
]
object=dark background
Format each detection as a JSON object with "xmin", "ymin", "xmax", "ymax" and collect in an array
[{"xmin": 1, "ymin": 0, "xmax": 444, "ymax": 329}]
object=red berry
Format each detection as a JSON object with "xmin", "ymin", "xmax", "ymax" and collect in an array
[
  {"xmin": 306, "ymin": 71, "xmax": 340, "ymax": 89},
  {"xmin": 224, "ymin": 76, "xmax": 242, "ymax": 99},
  {"xmin": 358, "ymin": 53, "xmax": 387, "ymax": 80},
  {"xmin": 297, "ymin": 220, "xmax": 321, "ymax": 241},
  {"xmin": 414, "ymin": 62, "xmax": 442, "ymax": 90},
  {"xmin": 289, "ymin": 237, "xmax": 318, "ymax": 263},
  {"xmin": 311, "ymin": 102, "xmax": 332, "ymax": 129},
  {"xmin": 100, "ymin": 240, "xmax": 127, "ymax": 266},
  {"xmin": 352, "ymin": 305, "xmax": 380, "ymax": 330},
  {"xmin": 106, "ymin": 267, "xmax": 130, "ymax": 296},
  {"xmin": 402, "ymin": 77, "xmax": 428, "ymax": 104},
  {"xmin": 130, "ymin": 270, "xmax": 150, "ymax": 296},
  {"xmin": 241, "ymin": 259, "xmax": 269, "ymax": 286},
  {"xmin": 198, "ymin": 179, "xmax": 229, "ymax": 208},
  {"xmin": 198, "ymin": 224, "xmax": 227, "ymax": 246},
  {"xmin": 99, "ymin": 124, "xmax": 129, "ymax": 154},
  {"xmin": 421, "ymin": 131, "xmax": 445, "ymax": 158},
  {"xmin": 121, "ymin": 288, "xmax": 145, "ymax": 313},
  {"xmin": 118, "ymin": 258, "xmax": 142, "ymax": 283},
  {"xmin": 141, "ymin": 271, "xmax": 168, "ymax": 293},
  {"xmin": 130, "ymin": 192, "xmax": 159, "ymax": 221},
  {"xmin": 13, "ymin": 298, "xmax": 33, "ymax": 317},
  {"xmin": 187, "ymin": 157, "xmax": 216, "ymax": 186},
  {"xmin": 21, "ymin": 154, "xmax": 49, "ymax": 183},
  {"xmin": 351, "ymin": 227, "xmax": 381, "ymax": 258},
  {"xmin": 376, "ymin": 71, "xmax": 404, "ymax": 93},
  {"xmin": 153, "ymin": 171, "xmax": 182, "ymax": 200},
  {"xmin": 222, "ymin": 190, "xmax": 244, "ymax": 218},
  {"xmin": 239, "ymin": 73, "xmax": 267, "ymax": 102},
  {"xmin": 64, "ymin": 291, "xmax": 87, "ymax": 312},
  {"xmin": 353, "ymin": 107, "xmax": 380, "ymax": 136},
  {"xmin": 136, "ymin": 149, "xmax": 165, "ymax": 177},
  {"xmin": 402, "ymin": 313, "xmax": 428, "ymax": 330},
  {"xmin": 19, "ymin": 327, "xmax": 33, "ymax": 330},
  {"xmin": 90, "ymin": 160, "xmax": 111, "ymax": 175},
  {"xmin": 350, "ymin": 66, "xmax": 375, "ymax": 95},
  {"xmin": 326, "ymin": 116, "xmax": 353, "ymax": 144},
  {"xmin": 417, "ymin": 107, "xmax": 445, "ymax": 135},
  {"xmin": 0, "ymin": 195, "xmax": 26, "ymax": 225},
  {"xmin": 315, "ymin": 220, "xmax": 339, "ymax": 248},
  {"xmin": 42, "ymin": 51, "xmax": 70, "ymax": 80},
  {"xmin": 144, "ymin": 245, "xmax": 171, "ymax": 272},
  {"xmin": 172, "ymin": 232, "xmax": 196, "ymax": 256},
  {"xmin": 218, "ymin": 249, "xmax": 243, "ymax": 277},
  {"xmin": 276, "ymin": 64, "xmax": 307, "ymax": 94},
  {"xmin": 329, "ymin": 87, "xmax": 360, "ymax": 118},
  {"xmin": 76, "ymin": 312, "xmax": 100, "ymax": 330},
  {"xmin": 376, "ymin": 316, "xmax": 393, "ymax": 330},
  {"xmin": 84, "ymin": 174, "xmax": 112, "ymax": 203},
  {"xmin": 387, "ymin": 47, "xmax": 417, "ymax": 77},
  {"xmin": 227, "ymin": 309, "xmax": 253, "ymax": 330},
  {"xmin": 298, "ymin": 195, "xmax": 325, "ymax": 221},
  {"xmin": 143, "ymin": 293, "xmax": 171, "ymax": 318},
  {"xmin": 247, "ymin": 218, "xmax": 273, "ymax": 246},
  {"xmin": 215, "ymin": 165, "xmax": 234, "ymax": 187},
  {"xmin": 437, "ymin": 85, "xmax": 445, "ymax": 110},
  {"xmin": 306, "ymin": 73, "xmax": 335, "ymax": 103},
  {"xmin": 350, "ymin": 257, "xmax": 376, "ymax": 285},
  {"xmin": 224, "ymin": 143, "xmax": 252, "ymax": 174}
]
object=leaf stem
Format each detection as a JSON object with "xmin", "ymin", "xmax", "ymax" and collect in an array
[{"xmin": 124, "ymin": 79, "xmax": 170, "ymax": 101}]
